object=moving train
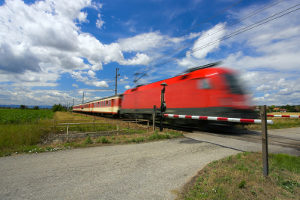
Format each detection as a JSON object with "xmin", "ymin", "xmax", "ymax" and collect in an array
[{"xmin": 72, "ymin": 62, "xmax": 257, "ymax": 121}]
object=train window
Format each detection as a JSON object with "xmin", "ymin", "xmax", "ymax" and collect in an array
[
  {"xmin": 198, "ymin": 78, "xmax": 211, "ymax": 89},
  {"xmin": 223, "ymin": 73, "xmax": 244, "ymax": 94},
  {"xmin": 180, "ymin": 74, "xmax": 189, "ymax": 80}
]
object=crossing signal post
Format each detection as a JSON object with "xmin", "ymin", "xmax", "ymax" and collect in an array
[{"xmin": 160, "ymin": 82, "xmax": 167, "ymax": 132}]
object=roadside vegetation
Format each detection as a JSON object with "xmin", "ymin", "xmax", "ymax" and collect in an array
[
  {"xmin": 179, "ymin": 152, "xmax": 300, "ymax": 200},
  {"xmin": 0, "ymin": 108, "xmax": 53, "ymax": 124},
  {"xmin": 244, "ymin": 112, "xmax": 300, "ymax": 130},
  {"xmin": 0, "ymin": 108, "xmax": 183, "ymax": 157}
]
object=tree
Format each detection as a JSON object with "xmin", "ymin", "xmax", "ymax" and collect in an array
[
  {"xmin": 33, "ymin": 106, "xmax": 39, "ymax": 110},
  {"xmin": 52, "ymin": 104, "xmax": 67, "ymax": 112},
  {"xmin": 20, "ymin": 105, "xmax": 27, "ymax": 109}
]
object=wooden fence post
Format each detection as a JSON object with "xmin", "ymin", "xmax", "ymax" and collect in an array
[
  {"xmin": 66, "ymin": 124, "xmax": 69, "ymax": 142},
  {"xmin": 153, "ymin": 105, "xmax": 156, "ymax": 132},
  {"xmin": 261, "ymin": 105, "xmax": 269, "ymax": 176}
]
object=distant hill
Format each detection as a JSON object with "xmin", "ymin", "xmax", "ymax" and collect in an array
[{"xmin": 0, "ymin": 105, "xmax": 52, "ymax": 109}]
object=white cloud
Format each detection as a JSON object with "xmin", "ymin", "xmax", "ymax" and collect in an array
[
  {"xmin": 87, "ymin": 70, "xmax": 96, "ymax": 77},
  {"xmin": 78, "ymin": 12, "xmax": 88, "ymax": 22},
  {"xmin": 190, "ymin": 23, "xmax": 226, "ymax": 59},
  {"xmin": 96, "ymin": 13, "xmax": 104, "ymax": 29},
  {"xmin": 72, "ymin": 84, "xmax": 79, "ymax": 88},
  {"xmin": 120, "ymin": 53, "xmax": 151, "ymax": 65},
  {"xmin": 177, "ymin": 23, "xmax": 225, "ymax": 68},
  {"xmin": 220, "ymin": 0, "xmax": 300, "ymax": 105},
  {"xmin": 125, "ymin": 85, "xmax": 131, "ymax": 89},
  {"xmin": 0, "ymin": 0, "xmax": 164, "ymax": 99},
  {"xmin": 119, "ymin": 32, "xmax": 165, "ymax": 52}
]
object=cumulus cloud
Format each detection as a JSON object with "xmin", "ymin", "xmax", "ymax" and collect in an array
[
  {"xmin": 177, "ymin": 23, "xmax": 226, "ymax": 67},
  {"xmin": 96, "ymin": 13, "xmax": 104, "ymax": 29},
  {"xmin": 0, "ymin": 0, "xmax": 166, "ymax": 88},
  {"xmin": 221, "ymin": 0, "xmax": 300, "ymax": 105},
  {"xmin": 72, "ymin": 84, "xmax": 79, "ymax": 88}
]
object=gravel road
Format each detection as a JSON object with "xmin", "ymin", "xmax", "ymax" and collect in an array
[
  {"xmin": 0, "ymin": 138, "xmax": 238, "ymax": 200},
  {"xmin": 1, "ymin": 127, "xmax": 298, "ymax": 200}
]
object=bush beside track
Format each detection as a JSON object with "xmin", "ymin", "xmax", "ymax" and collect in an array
[{"xmin": 178, "ymin": 152, "xmax": 300, "ymax": 200}]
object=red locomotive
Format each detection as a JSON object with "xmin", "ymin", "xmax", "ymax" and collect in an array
[{"xmin": 73, "ymin": 62, "xmax": 257, "ymax": 120}]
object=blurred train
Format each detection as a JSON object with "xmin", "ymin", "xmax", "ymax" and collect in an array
[{"xmin": 73, "ymin": 62, "xmax": 257, "ymax": 121}]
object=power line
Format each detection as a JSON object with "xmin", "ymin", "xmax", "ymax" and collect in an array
[
  {"xmin": 137, "ymin": 3, "xmax": 300, "ymax": 83},
  {"xmin": 132, "ymin": 0, "xmax": 245, "ymax": 84},
  {"xmin": 133, "ymin": 0, "xmax": 286, "ymax": 84},
  {"xmin": 190, "ymin": 4, "xmax": 300, "ymax": 55}
]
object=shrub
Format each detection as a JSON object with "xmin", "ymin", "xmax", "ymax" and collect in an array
[
  {"xmin": 84, "ymin": 136, "xmax": 93, "ymax": 144},
  {"xmin": 52, "ymin": 104, "xmax": 67, "ymax": 112},
  {"xmin": 96, "ymin": 136, "xmax": 110, "ymax": 144}
]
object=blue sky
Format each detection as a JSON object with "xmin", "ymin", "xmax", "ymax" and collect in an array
[{"xmin": 0, "ymin": 0, "xmax": 300, "ymax": 106}]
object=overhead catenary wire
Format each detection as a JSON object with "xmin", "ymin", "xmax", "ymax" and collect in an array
[
  {"xmin": 190, "ymin": 3, "xmax": 300, "ymax": 55},
  {"xmin": 168, "ymin": 0, "xmax": 284, "ymax": 60},
  {"xmin": 132, "ymin": 0, "xmax": 245, "ymax": 84},
  {"xmin": 133, "ymin": 0, "xmax": 289, "ymax": 84},
  {"xmin": 134, "ymin": 2, "xmax": 300, "ymax": 84}
]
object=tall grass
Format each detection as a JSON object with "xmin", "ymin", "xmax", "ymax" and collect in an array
[
  {"xmin": 0, "ymin": 120, "xmax": 52, "ymax": 156},
  {"xmin": 0, "ymin": 109, "xmax": 53, "ymax": 124}
]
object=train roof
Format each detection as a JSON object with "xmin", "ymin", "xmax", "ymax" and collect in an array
[
  {"xmin": 124, "ymin": 64, "xmax": 234, "ymax": 95},
  {"xmin": 73, "ymin": 94, "xmax": 122, "ymax": 107}
]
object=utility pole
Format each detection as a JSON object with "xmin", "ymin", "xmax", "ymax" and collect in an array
[
  {"xmin": 115, "ymin": 68, "xmax": 120, "ymax": 95},
  {"xmin": 82, "ymin": 91, "xmax": 85, "ymax": 104}
]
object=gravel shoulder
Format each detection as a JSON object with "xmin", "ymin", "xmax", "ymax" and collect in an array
[{"xmin": 0, "ymin": 138, "xmax": 238, "ymax": 200}]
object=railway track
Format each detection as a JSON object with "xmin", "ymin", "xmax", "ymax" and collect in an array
[
  {"xmin": 75, "ymin": 113, "xmax": 300, "ymax": 151},
  {"xmin": 154, "ymin": 121, "xmax": 300, "ymax": 151}
]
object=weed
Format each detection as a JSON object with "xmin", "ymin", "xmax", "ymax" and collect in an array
[
  {"xmin": 270, "ymin": 153, "xmax": 300, "ymax": 173},
  {"xmin": 234, "ymin": 163, "xmax": 249, "ymax": 172},
  {"xmin": 84, "ymin": 136, "xmax": 93, "ymax": 144},
  {"xmin": 135, "ymin": 137, "xmax": 145, "ymax": 143},
  {"xmin": 226, "ymin": 156, "xmax": 232, "ymax": 162},
  {"xmin": 279, "ymin": 180, "xmax": 299, "ymax": 193},
  {"xmin": 238, "ymin": 180, "xmax": 246, "ymax": 189},
  {"xmin": 96, "ymin": 136, "xmax": 110, "ymax": 144}
]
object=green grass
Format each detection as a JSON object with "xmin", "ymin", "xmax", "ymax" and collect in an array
[
  {"xmin": 179, "ymin": 153, "xmax": 300, "ymax": 200},
  {"xmin": 245, "ymin": 117, "xmax": 300, "ymax": 130},
  {"xmin": 270, "ymin": 153, "xmax": 300, "ymax": 173},
  {"xmin": 0, "ymin": 109, "xmax": 53, "ymax": 124},
  {"xmin": 0, "ymin": 120, "xmax": 53, "ymax": 156},
  {"xmin": 0, "ymin": 111, "xmax": 184, "ymax": 156}
]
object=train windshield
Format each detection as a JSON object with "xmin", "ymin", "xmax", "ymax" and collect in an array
[{"xmin": 223, "ymin": 73, "xmax": 245, "ymax": 95}]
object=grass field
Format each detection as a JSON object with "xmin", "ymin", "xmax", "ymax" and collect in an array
[
  {"xmin": 0, "ymin": 110, "xmax": 183, "ymax": 156},
  {"xmin": 0, "ymin": 109, "xmax": 53, "ymax": 124},
  {"xmin": 179, "ymin": 152, "xmax": 300, "ymax": 200},
  {"xmin": 0, "ymin": 109, "xmax": 54, "ymax": 156}
]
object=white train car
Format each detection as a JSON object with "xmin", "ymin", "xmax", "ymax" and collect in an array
[{"xmin": 73, "ymin": 95, "xmax": 122, "ymax": 115}]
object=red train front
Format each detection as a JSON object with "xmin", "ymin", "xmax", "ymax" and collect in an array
[{"xmin": 120, "ymin": 64, "xmax": 257, "ymax": 119}]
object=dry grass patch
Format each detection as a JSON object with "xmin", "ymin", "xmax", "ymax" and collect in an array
[
  {"xmin": 244, "ymin": 112, "xmax": 300, "ymax": 130},
  {"xmin": 178, "ymin": 152, "xmax": 300, "ymax": 200},
  {"xmin": 1, "ymin": 111, "xmax": 184, "ymax": 156}
]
